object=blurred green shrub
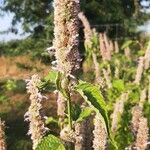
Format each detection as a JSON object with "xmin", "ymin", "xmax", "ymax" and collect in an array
[
  {"xmin": 0, "ymin": 37, "xmax": 53, "ymax": 64},
  {"xmin": 3, "ymin": 79, "xmax": 26, "ymax": 93}
]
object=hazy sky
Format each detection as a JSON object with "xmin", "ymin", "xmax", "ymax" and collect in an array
[
  {"xmin": 0, "ymin": 0, "xmax": 28, "ymax": 41},
  {"xmin": 0, "ymin": 0, "xmax": 150, "ymax": 42},
  {"xmin": 0, "ymin": 13, "xmax": 28, "ymax": 41}
]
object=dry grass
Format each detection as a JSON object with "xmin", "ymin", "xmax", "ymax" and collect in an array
[{"xmin": 0, "ymin": 56, "xmax": 50, "ymax": 80}]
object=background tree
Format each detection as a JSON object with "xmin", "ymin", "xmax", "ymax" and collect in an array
[
  {"xmin": 0, "ymin": 0, "xmax": 150, "ymax": 39},
  {"xmin": 0, "ymin": 0, "xmax": 54, "ymax": 39},
  {"xmin": 80, "ymin": 0, "xmax": 150, "ymax": 38}
]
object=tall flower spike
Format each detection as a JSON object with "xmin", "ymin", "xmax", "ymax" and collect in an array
[
  {"xmin": 114, "ymin": 40, "xmax": 119, "ymax": 53},
  {"xmin": 135, "ymin": 117, "xmax": 149, "ymax": 150},
  {"xmin": 124, "ymin": 47, "xmax": 131, "ymax": 59},
  {"xmin": 79, "ymin": 16, "xmax": 103, "ymax": 86},
  {"xmin": 83, "ymin": 115, "xmax": 94, "ymax": 150},
  {"xmin": 78, "ymin": 12, "xmax": 93, "ymax": 49},
  {"xmin": 93, "ymin": 113, "xmax": 107, "ymax": 150},
  {"xmin": 99, "ymin": 33, "xmax": 111, "ymax": 61},
  {"xmin": 75, "ymin": 112, "xmax": 94, "ymax": 150},
  {"xmin": 114, "ymin": 59, "xmax": 120, "ymax": 78},
  {"xmin": 0, "ymin": 119, "xmax": 6, "ymax": 150},
  {"xmin": 102, "ymin": 68, "xmax": 112, "ymax": 88},
  {"xmin": 109, "ymin": 40, "xmax": 114, "ymax": 54},
  {"xmin": 92, "ymin": 52, "xmax": 105, "ymax": 88},
  {"xmin": 131, "ymin": 105, "xmax": 143, "ymax": 134},
  {"xmin": 53, "ymin": 0, "xmax": 81, "ymax": 125},
  {"xmin": 103, "ymin": 33, "xmax": 111, "ymax": 53},
  {"xmin": 75, "ymin": 121, "xmax": 87, "ymax": 150},
  {"xmin": 53, "ymin": 0, "xmax": 81, "ymax": 75},
  {"xmin": 25, "ymin": 75, "xmax": 47, "ymax": 150},
  {"xmin": 111, "ymin": 92, "xmax": 129, "ymax": 132},
  {"xmin": 139, "ymin": 88, "xmax": 147, "ymax": 109},
  {"xmin": 134, "ymin": 57, "xmax": 144, "ymax": 85}
]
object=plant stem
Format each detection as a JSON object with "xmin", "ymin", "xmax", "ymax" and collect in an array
[
  {"xmin": 62, "ymin": 76, "xmax": 72, "ymax": 129},
  {"xmin": 67, "ymin": 93, "xmax": 72, "ymax": 129}
]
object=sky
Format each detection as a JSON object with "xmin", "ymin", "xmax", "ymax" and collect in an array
[
  {"xmin": 0, "ymin": 0, "xmax": 29, "ymax": 42},
  {"xmin": 0, "ymin": 1, "xmax": 150, "ymax": 42},
  {"xmin": 0, "ymin": 13, "xmax": 29, "ymax": 41}
]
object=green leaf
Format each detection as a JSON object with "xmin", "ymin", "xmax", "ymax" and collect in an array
[
  {"xmin": 0, "ymin": 95, "xmax": 9, "ymax": 103},
  {"xmin": 121, "ymin": 40, "xmax": 133, "ymax": 49},
  {"xmin": 5, "ymin": 79, "xmax": 17, "ymax": 91},
  {"xmin": 76, "ymin": 107, "xmax": 93, "ymax": 122},
  {"xmin": 137, "ymin": 50, "xmax": 145, "ymax": 56},
  {"xmin": 45, "ymin": 117, "xmax": 58, "ymax": 125},
  {"xmin": 75, "ymin": 81, "xmax": 118, "ymax": 149},
  {"xmin": 44, "ymin": 70, "xmax": 58, "ymax": 83},
  {"xmin": 35, "ymin": 135, "xmax": 66, "ymax": 150},
  {"xmin": 112, "ymin": 79, "xmax": 125, "ymax": 92},
  {"xmin": 71, "ymin": 104, "xmax": 81, "ymax": 121},
  {"xmin": 38, "ymin": 70, "xmax": 58, "ymax": 91},
  {"xmin": 56, "ymin": 72, "xmax": 62, "ymax": 92},
  {"xmin": 75, "ymin": 81, "xmax": 110, "ymax": 135},
  {"xmin": 56, "ymin": 72, "xmax": 69, "ymax": 99}
]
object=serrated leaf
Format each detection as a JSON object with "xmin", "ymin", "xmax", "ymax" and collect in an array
[
  {"xmin": 75, "ymin": 81, "xmax": 118, "ymax": 149},
  {"xmin": 75, "ymin": 81, "xmax": 110, "ymax": 136},
  {"xmin": 35, "ymin": 135, "xmax": 66, "ymax": 150},
  {"xmin": 76, "ymin": 107, "xmax": 93, "ymax": 122}
]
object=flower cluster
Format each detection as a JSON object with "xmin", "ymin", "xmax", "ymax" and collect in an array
[
  {"xmin": 0, "ymin": 119, "xmax": 6, "ymax": 150},
  {"xmin": 78, "ymin": 12, "xmax": 93, "ymax": 49},
  {"xmin": 134, "ymin": 57, "xmax": 144, "ymax": 84},
  {"xmin": 111, "ymin": 92, "xmax": 129, "ymax": 132},
  {"xmin": 75, "ymin": 114, "xmax": 94, "ymax": 150},
  {"xmin": 99, "ymin": 33, "xmax": 112, "ymax": 61},
  {"xmin": 93, "ymin": 114, "xmax": 107, "ymax": 150},
  {"xmin": 92, "ymin": 53, "xmax": 101, "ymax": 83},
  {"xmin": 131, "ymin": 104, "xmax": 149, "ymax": 150},
  {"xmin": 102, "ymin": 67, "xmax": 112, "ymax": 88},
  {"xmin": 75, "ymin": 121, "xmax": 87, "ymax": 150},
  {"xmin": 24, "ymin": 75, "xmax": 47, "ymax": 150},
  {"xmin": 114, "ymin": 59, "xmax": 120, "ymax": 78},
  {"xmin": 131, "ymin": 105, "xmax": 143, "ymax": 134},
  {"xmin": 135, "ymin": 117, "xmax": 149, "ymax": 150},
  {"xmin": 53, "ymin": 0, "xmax": 81, "ymax": 74},
  {"xmin": 139, "ymin": 88, "xmax": 147, "ymax": 109},
  {"xmin": 114, "ymin": 40, "xmax": 119, "ymax": 53}
]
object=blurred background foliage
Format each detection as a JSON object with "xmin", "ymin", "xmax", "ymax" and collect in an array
[{"xmin": 0, "ymin": 0, "xmax": 150, "ymax": 149}]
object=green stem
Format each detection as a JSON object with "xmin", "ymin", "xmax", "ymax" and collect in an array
[
  {"xmin": 58, "ymin": 74, "xmax": 73, "ymax": 129},
  {"xmin": 67, "ymin": 93, "xmax": 72, "ymax": 129}
]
